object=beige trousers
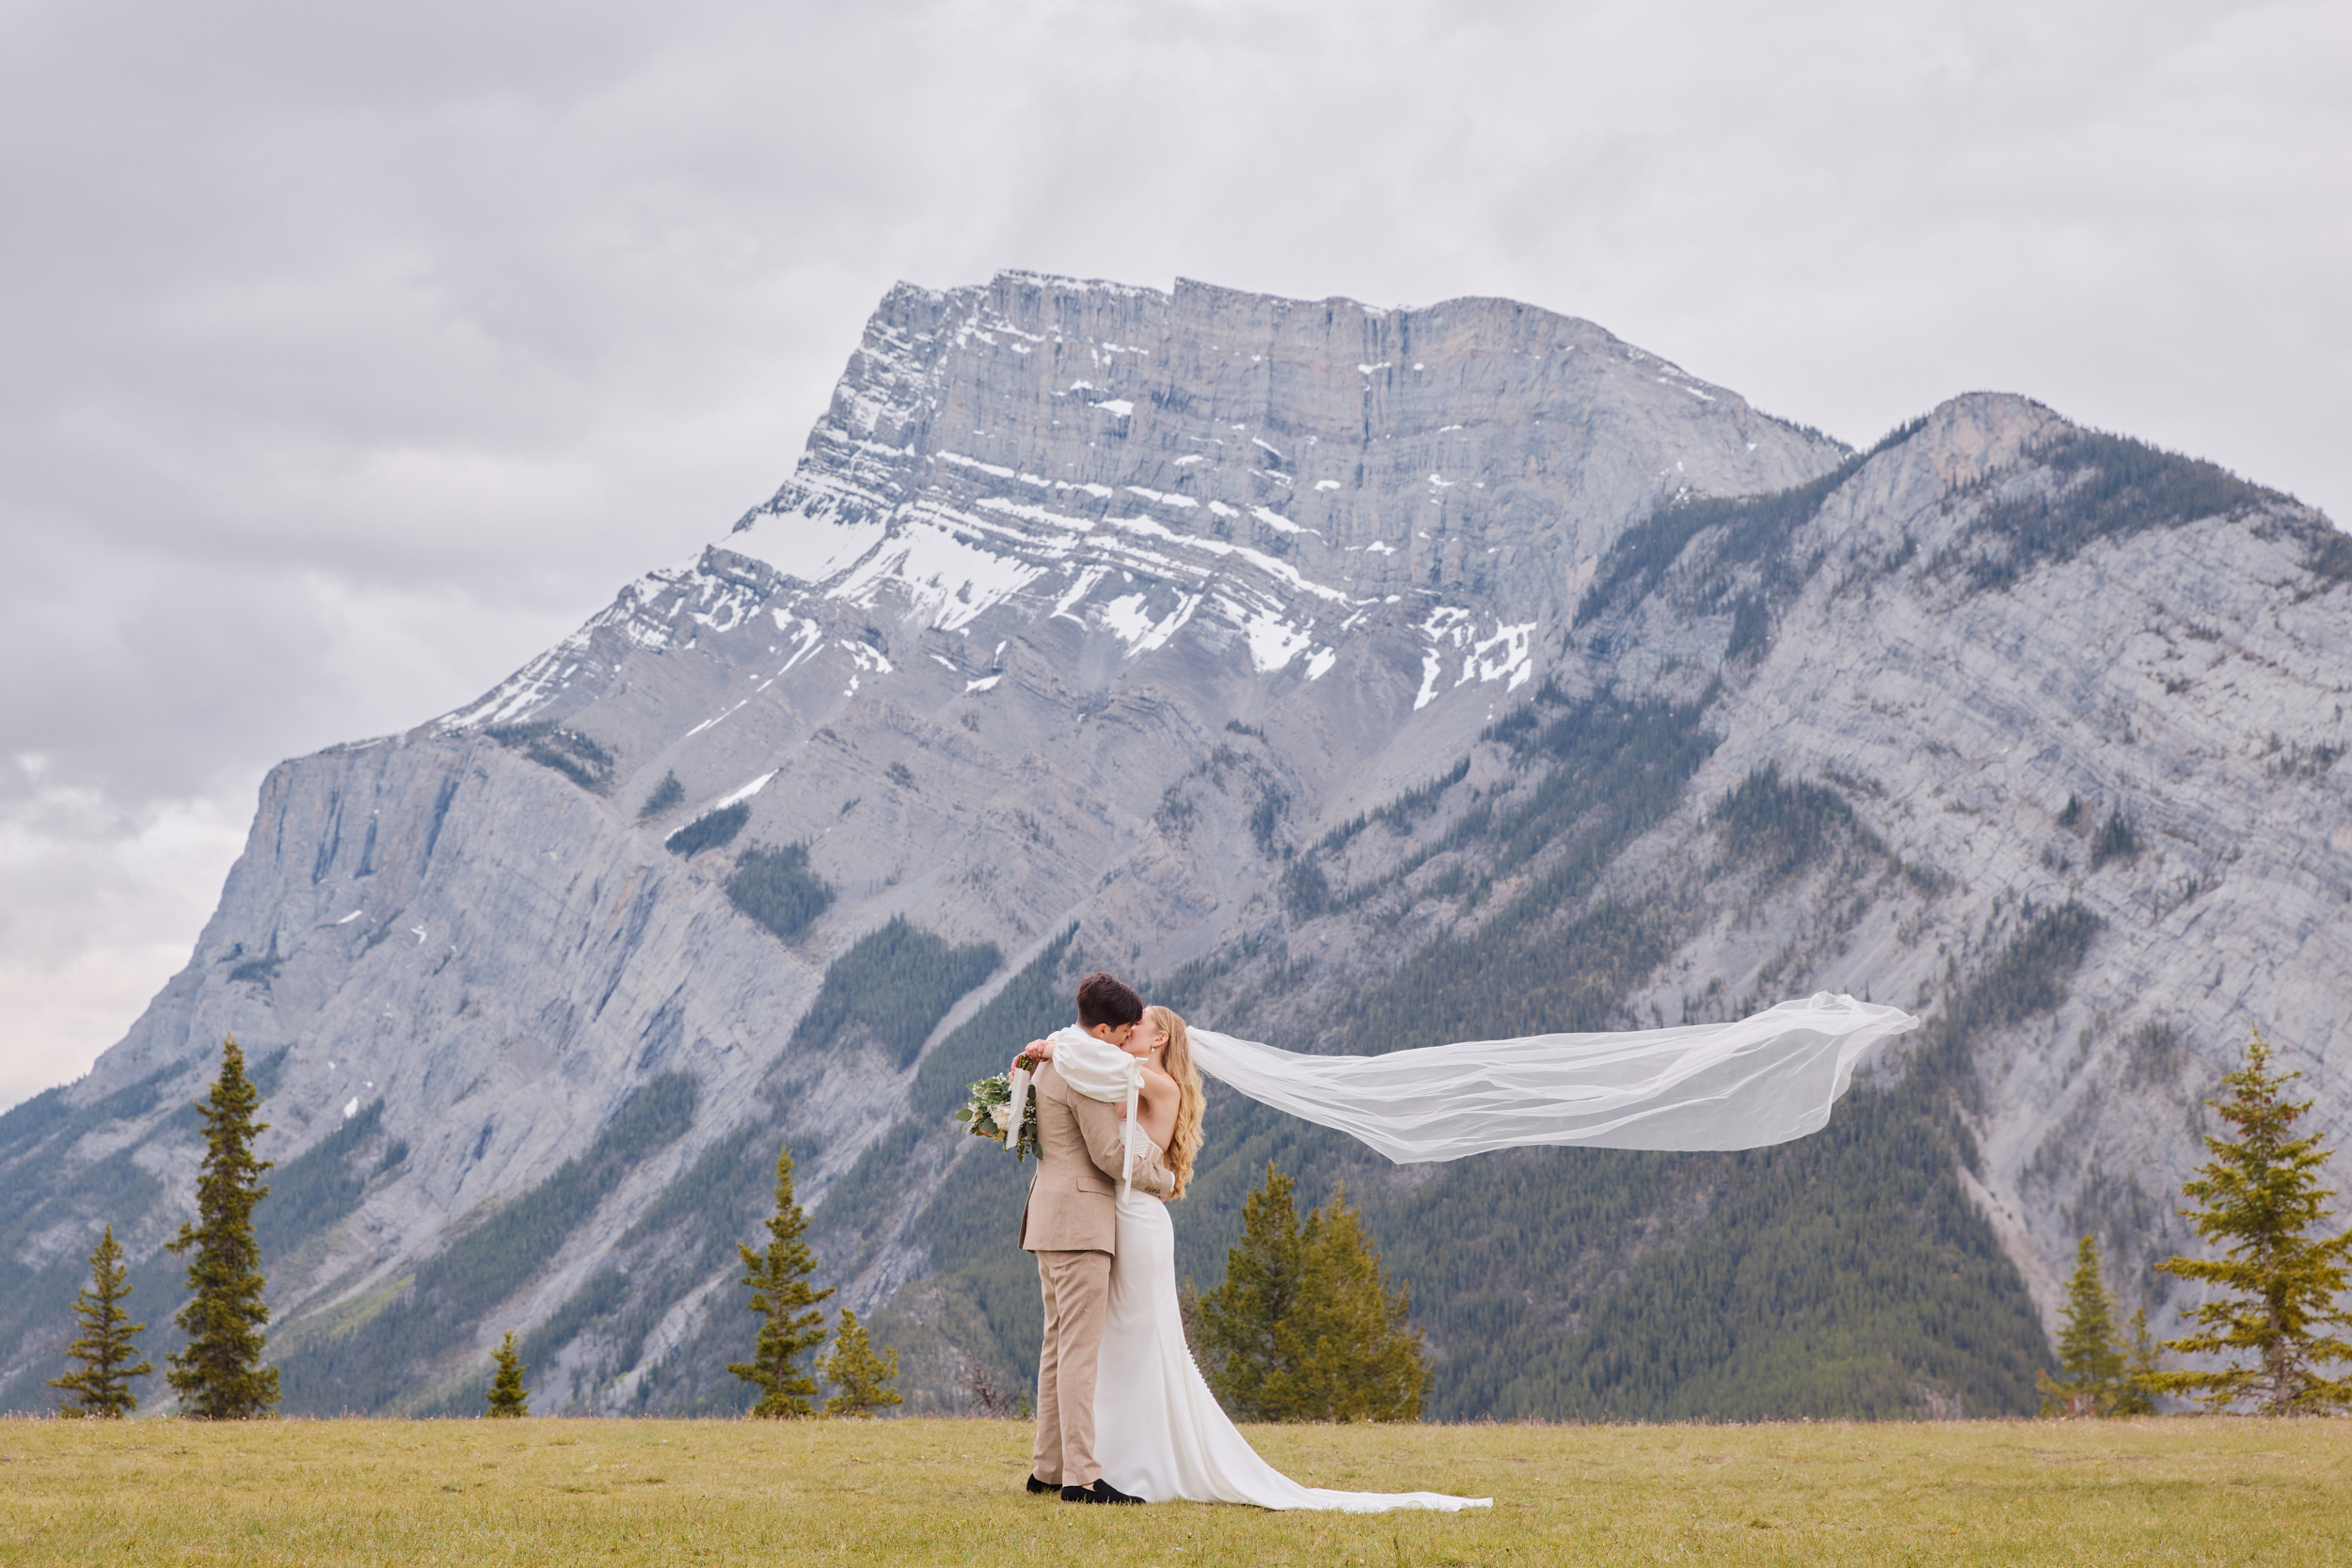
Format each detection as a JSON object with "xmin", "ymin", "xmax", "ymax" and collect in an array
[{"xmin": 1030, "ymin": 1249, "xmax": 1112, "ymax": 1487}]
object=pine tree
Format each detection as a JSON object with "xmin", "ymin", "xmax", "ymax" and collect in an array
[
  {"xmin": 167, "ymin": 1037, "xmax": 278, "ymax": 1418},
  {"xmin": 2151, "ymin": 1026, "xmax": 2352, "ymax": 1414},
  {"xmin": 2037, "ymin": 1234, "xmax": 2126, "ymax": 1416},
  {"xmin": 727, "ymin": 1139, "xmax": 834, "ymax": 1417},
  {"xmin": 1262, "ymin": 1182, "xmax": 1428, "ymax": 1422},
  {"xmin": 1198, "ymin": 1166, "xmax": 1428, "ymax": 1422},
  {"xmin": 1198, "ymin": 1161, "xmax": 1308, "ymax": 1420},
  {"xmin": 50, "ymin": 1225, "xmax": 152, "ymax": 1418},
  {"xmin": 486, "ymin": 1331, "xmax": 529, "ymax": 1418},
  {"xmin": 2112, "ymin": 1307, "xmax": 2163, "ymax": 1416},
  {"xmin": 819, "ymin": 1309, "xmax": 903, "ymax": 1417}
]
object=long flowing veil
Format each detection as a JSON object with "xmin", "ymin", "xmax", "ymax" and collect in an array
[{"xmin": 1057, "ymin": 992, "xmax": 1915, "ymax": 1162}]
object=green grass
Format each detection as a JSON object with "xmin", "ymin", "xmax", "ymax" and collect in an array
[{"xmin": 4, "ymin": 1417, "xmax": 2346, "ymax": 1566}]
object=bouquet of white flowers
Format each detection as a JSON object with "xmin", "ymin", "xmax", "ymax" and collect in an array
[{"xmin": 953, "ymin": 1052, "xmax": 1041, "ymax": 1162}]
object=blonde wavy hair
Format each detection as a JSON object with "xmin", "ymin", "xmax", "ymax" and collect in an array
[{"xmin": 1144, "ymin": 1005, "xmax": 1206, "ymax": 1198}]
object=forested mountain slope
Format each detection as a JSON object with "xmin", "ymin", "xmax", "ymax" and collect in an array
[{"xmin": 5, "ymin": 274, "xmax": 2346, "ymax": 1419}]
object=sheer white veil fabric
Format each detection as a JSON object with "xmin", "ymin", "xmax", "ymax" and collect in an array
[{"xmin": 1050, "ymin": 994, "xmax": 1916, "ymax": 1162}]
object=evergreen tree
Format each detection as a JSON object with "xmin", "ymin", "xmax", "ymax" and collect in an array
[
  {"xmin": 1198, "ymin": 1165, "xmax": 1428, "ymax": 1422},
  {"xmin": 49, "ymin": 1225, "xmax": 152, "ymax": 1418},
  {"xmin": 727, "ymin": 1139, "xmax": 834, "ymax": 1417},
  {"xmin": 2152, "ymin": 1026, "xmax": 2352, "ymax": 1414},
  {"xmin": 1198, "ymin": 1161, "xmax": 1308, "ymax": 1420},
  {"xmin": 1263, "ymin": 1182, "xmax": 1428, "ymax": 1422},
  {"xmin": 486, "ymin": 1331, "xmax": 529, "ymax": 1418},
  {"xmin": 2036, "ymin": 1234, "xmax": 2126, "ymax": 1417},
  {"xmin": 819, "ymin": 1309, "xmax": 903, "ymax": 1417},
  {"xmin": 167, "ymin": 1037, "xmax": 278, "ymax": 1418},
  {"xmin": 2112, "ymin": 1307, "xmax": 2163, "ymax": 1417}
]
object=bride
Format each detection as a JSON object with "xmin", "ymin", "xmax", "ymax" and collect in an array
[{"xmin": 1032, "ymin": 1006, "xmax": 1488, "ymax": 1512}]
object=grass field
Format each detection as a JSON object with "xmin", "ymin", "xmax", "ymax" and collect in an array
[{"xmin": 4, "ymin": 1415, "xmax": 2347, "ymax": 1566}]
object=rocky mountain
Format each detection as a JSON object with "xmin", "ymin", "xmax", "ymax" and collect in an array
[{"xmin": 5, "ymin": 272, "xmax": 2347, "ymax": 1420}]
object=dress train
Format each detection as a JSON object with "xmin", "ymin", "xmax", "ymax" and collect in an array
[{"xmin": 1091, "ymin": 1188, "xmax": 1489, "ymax": 1512}]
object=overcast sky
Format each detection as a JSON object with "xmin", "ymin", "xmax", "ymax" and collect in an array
[{"xmin": 2, "ymin": 0, "xmax": 2345, "ymax": 1111}]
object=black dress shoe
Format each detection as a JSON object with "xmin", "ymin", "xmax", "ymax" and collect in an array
[
  {"xmin": 1061, "ymin": 1479, "xmax": 1144, "ymax": 1504},
  {"xmin": 1025, "ymin": 1473, "xmax": 1056, "ymax": 1496}
]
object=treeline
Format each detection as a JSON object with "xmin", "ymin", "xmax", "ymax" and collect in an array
[
  {"xmin": 1572, "ymin": 460, "xmax": 1859, "ymax": 629},
  {"xmin": 1957, "ymin": 429, "xmax": 2284, "ymax": 593},
  {"xmin": 45, "ymin": 1039, "xmax": 907, "ymax": 1421},
  {"xmin": 485, "ymin": 722, "xmax": 615, "ymax": 793}
]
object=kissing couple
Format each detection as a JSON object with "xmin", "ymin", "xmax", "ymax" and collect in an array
[{"xmin": 1010, "ymin": 971, "xmax": 1487, "ymax": 1512}]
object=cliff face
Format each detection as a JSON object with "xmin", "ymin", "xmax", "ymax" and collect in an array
[
  {"xmin": 4, "ymin": 274, "xmax": 2344, "ymax": 1418},
  {"xmin": 1244, "ymin": 393, "xmax": 2352, "ymax": 1368},
  {"xmin": 1722, "ymin": 402, "xmax": 2352, "ymax": 1319}
]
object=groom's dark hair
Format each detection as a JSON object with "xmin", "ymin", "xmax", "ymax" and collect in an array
[{"xmin": 1075, "ymin": 972, "xmax": 1144, "ymax": 1030}]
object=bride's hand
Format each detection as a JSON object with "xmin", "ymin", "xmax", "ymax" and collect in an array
[{"xmin": 1011, "ymin": 1037, "xmax": 1054, "ymax": 1074}]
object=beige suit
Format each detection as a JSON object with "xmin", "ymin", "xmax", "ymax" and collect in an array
[{"xmin": 1021, "ymin": 1058, "xmax": 1174, "ymax": 1488}]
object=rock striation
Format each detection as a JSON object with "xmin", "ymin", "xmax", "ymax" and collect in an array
[{"xmin": 3, "ymin": 273, "xmax": 2345, "ymax": 1418}]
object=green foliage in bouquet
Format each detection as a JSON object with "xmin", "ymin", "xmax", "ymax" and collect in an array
[{"xmin": 953, "ymin": 1057, "xmax": 1041, "ymax": 1162}]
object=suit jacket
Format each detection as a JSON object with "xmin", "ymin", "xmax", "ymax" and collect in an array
[{"xmin": 1018, "ymin": 1058, "xmax": 1175, "ymax": 1254}]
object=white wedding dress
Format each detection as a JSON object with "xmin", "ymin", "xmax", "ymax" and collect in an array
[{"xmin": 1091, "ymin": 1185, "xmax": 1489, "ymax": 1512}]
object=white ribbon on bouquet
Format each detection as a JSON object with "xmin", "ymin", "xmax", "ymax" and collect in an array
[{"xmin": 1003, "ymin": 1064, "xmax": 1032, "ymax": 1152}]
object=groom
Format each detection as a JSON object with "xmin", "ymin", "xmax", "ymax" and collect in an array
[{"xmin": 1019, "ymin": 972, "xmax": 1175, "ymax": 1504}]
